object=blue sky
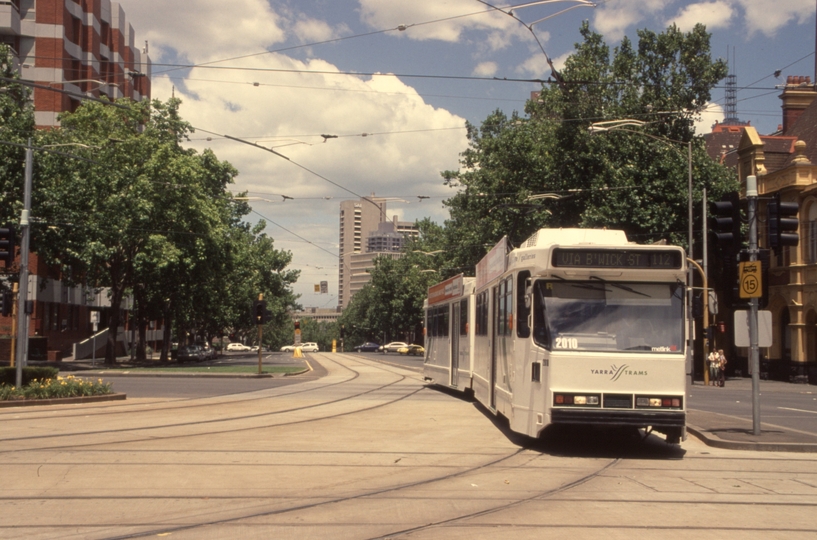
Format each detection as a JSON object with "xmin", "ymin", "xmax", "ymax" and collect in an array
[{"xmin": 119, "ymin": 0, "xmax": 816, "ymax": 306}]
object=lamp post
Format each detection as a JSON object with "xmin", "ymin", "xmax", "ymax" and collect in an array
[{"xmin": 589, "ymin": 119, "xmax": 696, "ymax": 383}]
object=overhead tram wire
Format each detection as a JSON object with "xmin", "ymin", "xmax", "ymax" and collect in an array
[{"xmin": 149, "ymin": 2, "xmax": 542, "ymax": 77}]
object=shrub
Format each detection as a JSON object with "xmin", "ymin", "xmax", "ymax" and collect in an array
[
  {"xmin": 0, "ymin": 374, "xmax": 113, "ymax": 401},
  {"xmin": 0, "ymin": 366, "xmax": 59, "ymax": 386}
]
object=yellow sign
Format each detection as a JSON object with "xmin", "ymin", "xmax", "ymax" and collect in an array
[{"xmin": 739, "ymin": 261, "xmax": 762, "ymax": 298}]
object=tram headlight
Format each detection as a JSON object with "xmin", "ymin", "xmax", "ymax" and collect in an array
[{"xmin": 554, "ymin": 393, "xmax": 600, "ymax": 407}]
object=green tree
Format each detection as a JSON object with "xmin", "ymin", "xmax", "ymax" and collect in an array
[
  {"xmin": 31, "ymin": 98, "xmax": 253, "ymax": 364},
  {"xmin": 0, "ymin": 44, "xmax": 35, "ymax": 248},
  {"xmin": 442, "ymin": 22, "xmax": 737, "ymax": 272}
]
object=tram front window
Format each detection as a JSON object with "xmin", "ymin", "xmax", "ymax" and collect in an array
[{"xmin": 533, "ymin": 280, "xmax": 684, "ymax": 353}]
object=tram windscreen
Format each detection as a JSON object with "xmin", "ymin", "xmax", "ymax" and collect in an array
[{"xmin": 533, "ymin": 280, "xmax": 684, "ymax": 353}]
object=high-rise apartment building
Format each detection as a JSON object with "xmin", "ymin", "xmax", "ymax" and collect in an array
[
  {"xmin": 1, "ymin": 0, "xmax": 150, "ymax": 127},
  {"xmin": 337, "ymin": 197, "xmax": 420, "ymax": 309},
  {"xmin": 338, "ymin": 195, "xmax": 386, "ymax": 308}
]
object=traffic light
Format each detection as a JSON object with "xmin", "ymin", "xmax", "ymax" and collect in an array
[
  {"xmin": 0, "ymin": 226, "xmax": 15, "ymax": 267},
  {"xmin": 0, "ymin": 291, "xmax": 11, "ymax": 317},
  {"xmin": 252, "ymin": 300, "xmax": 267, "ymax": 325},
  {"xmin": 768, "ymin": 193, "xmax": 799, "ymax": 255},
  {"xmin": 340, "ymin": 324, "xmax": 345, "ymax": 338},
  {"xmin": 294, "ymin": 320, "xmax": 300, "ymax": 331},
  {"xmin": 709, "ymin": 192, "xmax": 740, "ymax": 247}
]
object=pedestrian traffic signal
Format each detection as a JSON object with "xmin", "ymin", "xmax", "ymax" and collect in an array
[
  {"xmin": 294, "ymin": 320, "xmax": 300, "ymax": 331},
  {"xmin": 0, "ymin": 290, "xmax": 11, "ymax": 317},
  {"xmin": 252, "ymin": 300, "xmax": 267, "ymax": 325},
  {"xmin": 0, "ymin": 226, "xmax": 15, "ymax": 267},
  {"xmin": 768, "ymin": 193, "xmax": 799, "ymax": 255}
]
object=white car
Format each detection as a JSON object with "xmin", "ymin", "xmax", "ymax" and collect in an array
[
  {"xmin": 281, "ymin": 342, "xmax": 319, "ymax": 353},
  {"xmin": 379, "ymin": 342, "xmax": 408, "ymax": 354},
  {"xmin": 226, "ymin": 343, "xmax": 251, "ymax": 352}
]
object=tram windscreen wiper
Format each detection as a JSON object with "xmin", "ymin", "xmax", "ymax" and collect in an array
[{"xmin": 589, "ymin": 276, "xmax": 651, "ymax": 297}]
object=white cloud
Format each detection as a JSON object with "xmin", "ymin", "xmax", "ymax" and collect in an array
[
  {"xmin": 666, "ymin": 2, "xmax": 734, "ymax": 32},
  {"xmin": 473, "ymin": 61, "xmax": 498, "ymax": 77},
  {"xmin": 121, "ymin": 0, "xmax": 286, "ymax": 62},
  {"xmin": 737, "ymin": 0, "xmax": 816, "ymax": 36},
  {"xmin": 592, "ymin": 0, "xmax": 666, "ymax": 42},
  {"xmin": 694, "ymin": 102, "xmax": 725, "ymax": 134},
  {"xmin": 293, "ymin": 17, "xmax": 349, "ymax": 44},
  {"xmin": 357, "ymin": 0, "xmax": 516, "ymax": 42}
]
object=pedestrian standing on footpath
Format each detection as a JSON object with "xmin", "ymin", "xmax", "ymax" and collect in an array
[
  {"xmin": 708, "ymin": 349, "xmax": 719, "ymax": 386},
  {"xmin": 717, "ymin": 349, "xmax": 727, "ymax": 387}
]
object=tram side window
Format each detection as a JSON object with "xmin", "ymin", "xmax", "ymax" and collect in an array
[
  {"xmin": 500, "ymin": 277, "xmax": 513, "ymax": 336},
  {"xmin": 476, "ymin": 291, "xmax": 488, "ymax": 336},
  {"xmin": 517, "ymin": 271, "xmax": 530, "ymax": 338},
  {"xmin": 441, "ymin": 306, "xmax": 449, "ymax": 337},
  {"xmin": 460, "ymin": 299, "xmax": 468, "ymax": 335}
]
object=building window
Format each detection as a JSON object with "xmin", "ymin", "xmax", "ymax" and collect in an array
[{"xmin": 808, "ymin": 203, "xmax": 817, "ymax": 264}]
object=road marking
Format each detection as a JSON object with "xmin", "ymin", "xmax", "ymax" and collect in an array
[{"xmin": 778, "ymin": 407, "xmax": 817, "ymax": 414}]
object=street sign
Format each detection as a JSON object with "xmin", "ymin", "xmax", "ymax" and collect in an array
[
  {"xmin": 734, "ymin": 310, "xmax": 772, "ymax": 347},
  {"xmin": 739, "ymin": 261, "xmax": 762, "ymax": 298}
]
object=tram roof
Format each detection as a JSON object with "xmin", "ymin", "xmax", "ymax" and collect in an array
[{"xmin": 520, "ymin": 228, "xmax": 629, "ymax": 249}]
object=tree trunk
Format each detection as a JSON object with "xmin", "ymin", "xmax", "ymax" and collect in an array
[
  {"xmin": 160, "ymin": 308, "xmax": 172, "ymax": 362},
  {"xmin": 105, "ymin": 285, "xmax": 124, "ymax": 365}
]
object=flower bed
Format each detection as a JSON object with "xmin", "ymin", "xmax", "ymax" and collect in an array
[{"xmin": 0, "ymin": 374, "xmax": 113, "ymax": 401}]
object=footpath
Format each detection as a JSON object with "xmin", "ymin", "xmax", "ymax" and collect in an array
[{"xmin": 686, "ymin": 377, "xmax": 817, "ymax": 453}]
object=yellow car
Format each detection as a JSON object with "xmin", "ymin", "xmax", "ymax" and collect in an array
[{"xmin": 397, "ymin": 344, "xmax": 425, "ymax": 356}]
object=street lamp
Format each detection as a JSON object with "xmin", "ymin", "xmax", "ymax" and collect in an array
[{"xmin": 589, "ymin": 118, "xmax": 695, "ymax": 384}]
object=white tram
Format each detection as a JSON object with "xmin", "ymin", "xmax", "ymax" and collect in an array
[{"xmin": 423, "ymin": 228, "xmax": 688, "ymax": 444}]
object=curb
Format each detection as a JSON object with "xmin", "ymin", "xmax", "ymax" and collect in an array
[
  {"xmin": 687, "ymin": 424, "xmax": 817, "ymax": 453},
  {"xmin": 68, "ymin": 368, "xmax": 310, "ymax": 378},
  {"xmin": 0, "ymin": 392, "xmax": 127, "ymax": 409}
]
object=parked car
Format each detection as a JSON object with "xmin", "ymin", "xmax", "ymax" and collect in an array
[
  {"xmin": 177, "ymin": 344, "xmax": 204, "ymax": 362},
  {"xmin": 226, "ymin": 343, "xmax": 251, "ymax": 352},
  {"xmin": 280, "ymin": 344, "xmax": 297, "ymax": 352},
  {"xmin": 379, "ymin": 342, "xmax": 408, "ymax": 354},
  {"xmin": 353, "ymin": 342, "xmax": 380, "ymax": 352},
  {"xmin": 397, "ymin": 344, "xmax": 425, "ymax": 356}
]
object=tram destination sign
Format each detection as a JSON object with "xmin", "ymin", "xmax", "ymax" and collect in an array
[{"xmin": 552, "ymin": 248, "xmax": 683, "ymax": 269}]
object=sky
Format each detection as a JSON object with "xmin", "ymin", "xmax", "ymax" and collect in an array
[{"xmin": 116, "ymin": 0, "xmax": 817, "ymax": 308}]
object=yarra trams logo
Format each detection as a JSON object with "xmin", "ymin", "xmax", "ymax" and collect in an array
[{"xmin": 590, "ymin": 365, "xmax": 648, "ymax": 381}]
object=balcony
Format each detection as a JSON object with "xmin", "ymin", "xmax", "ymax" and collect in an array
[{"xmin": 0, "ymin": 1, "xmax": 21, "ymax": 36}]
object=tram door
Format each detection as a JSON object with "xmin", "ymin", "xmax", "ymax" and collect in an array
[
  {"xmin": 450, "ymin": 303, "xmax": 460, "ymax": 387},
  {"xmin": 489, "ymin": 286, "xmax": 498, "ymax": 410}
]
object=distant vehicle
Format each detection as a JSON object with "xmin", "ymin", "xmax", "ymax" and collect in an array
[
  {"xmin": 379, "ymin": 342, "xmax": 407, "ymax": 354},
  {"xmin": 353, "ymin": 342, "xmax": 380, "ymax": 352},
  {"xmin": 200, "ymin": 343, "xmax": 217, "ymax": 359},
  {"xmin": 397, "ymin": 344, "xmax": 425, "ymax": 356},
  {"xmin": 250, "ymin": 345, "xmax": 259, "ymax": 352},
  {"xmin": 226, "ymin": 343, "xmax": 251, "ymax": 352},
  {"xmin": 281, "ymin": 342, "xmax": 319, "ymax": 352},
  {"xmin": 177, "ymin": 345, "xmax": 204, "ymax": 362}
]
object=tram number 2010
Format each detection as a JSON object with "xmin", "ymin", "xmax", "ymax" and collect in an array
[{"xmin": 555, "ymin": 337, "xmax": 578, "ymax": 349}]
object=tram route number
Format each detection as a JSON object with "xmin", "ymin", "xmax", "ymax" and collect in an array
[{"xmin": 739, "ymin": 261, "xmax": 762, "ymax": 299}]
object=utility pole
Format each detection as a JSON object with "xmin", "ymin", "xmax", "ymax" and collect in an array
[
  {"xmin": 15, "ymin": 140, "xmax": 32, "ymax": 389},
  {"xmin": 746, "ymin": 175, "xmax": 761, "ymax": 436},
  {"xmin": 257, "ymin": 293, "xmax": 264, "ymax": 375}
]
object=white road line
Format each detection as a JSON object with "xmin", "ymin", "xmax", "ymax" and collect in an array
[{"xmin": 778, "ymin": 407, "xmax": 817, "ymax": 414}]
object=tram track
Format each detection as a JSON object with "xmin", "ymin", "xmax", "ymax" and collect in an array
[
  {"xmin": 0, "ymin": 353, "xmax": 421, "ymax": 451},
  {"xmin": 4, "ymin": 354, "xmax": 816, "ymax": 539}
]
